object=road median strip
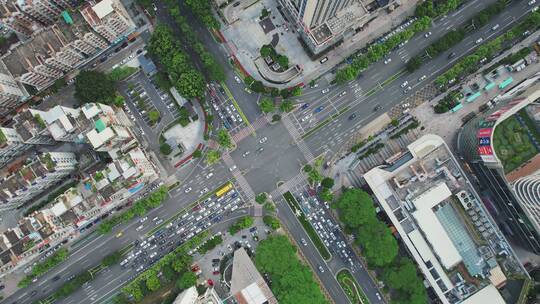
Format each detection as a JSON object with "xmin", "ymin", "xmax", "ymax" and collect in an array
[
  {"xmin": 220, "ymin": 81, "xmax": 255, "ymax": 137},
  {"xmin": 145, "ymin": 180, "xmax": 233, "ymax": 237},
  {"xmin": 337, "ymin": 269, "xmax": 370, "ymax": 304},
  {"xmin": 302, "ymin": 106, "xmax": 350, "ymax": 140},
  {"xmin": 283, "ymin": 191, "xmax": 331, "ymax": 260}
]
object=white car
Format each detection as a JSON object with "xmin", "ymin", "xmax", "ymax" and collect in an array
[
  {"xmin": 339, "ymin": 91, "xmax": 347, "ymax": 97},
  {"xmin": 200, "ymin": 187, "xmax": 209, "ymax": 195},
  {"xmin": 529, "ymin": 0, "xmax": 536, "ymax": 5},
  {"xmin": 152, "ymin": 3, "xmax": 157, "ymax": 11},
  {"xmin": 136, "ymin": 225, "xmax": 144, "ymax": 231},
  {"xmin": 403, "ymin": 86, "xmax": 412, "ymax": 93},
  {"xmin": 533, "ymin": 6, "xmax": 539, "ymax": 12},
  {"xmin": 229, "ymin": 165, "xmax": 237, "ymax": 171},
  {"xmin": 424, "ymin": 31, "xmax": 432, "ymax": 38},
  {"xmin": 259, "ymin": 137, "xmax": 268, "ymax": 144},
  {"xmin": 400, "ymin": 81, "xmax": 409, "ymax": 88},
  {"xmin": 140, "ymin": 217, "xmax": 147, "ymax": 223},
  {"xmin": 301, "ymin": 114, "xmax": 313, "ymax": 122},
  {"xmin": 321, "ymin": 88, "xmax": 329, "ymax": 94},
  {"xmin": 475, "ymin": 37, "xmax": 483, "ymax": 44},
  {"xmin": 301, "ymin": 238, "xmax": 307, "ymax": 246},
  {"xmin": 206, "ymin": 172, "xmax": 214, "ymax": 179},
  {"xmin": 384, "ymin": 58, "xmax": 391, "ymax": 65},
  {"xmin": 184, "ymin": 187, "xmax": 192, "ymax": 193},
  {"xmin": 418, "ymin": 75, "xmax": 427, "ymax": 81},
  {"xmin": 234, "ymin": 76, "xmax": 241, "ymax": 83}
]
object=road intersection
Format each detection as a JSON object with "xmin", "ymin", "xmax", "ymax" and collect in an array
[{"xmin": 3, "ymin": 0, "xmax": 537, "ymax": 303}]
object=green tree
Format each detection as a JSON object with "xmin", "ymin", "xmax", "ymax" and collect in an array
[
  {"xmin": 383, "ymin": 258, "xmax": 427, "ymax": 303},
  {"xmin": 75, "ymin": 70, "xmax": 116, "ymax": 104},
  {"xmin": 255, "ymin": 235, "xmax": 327, "ymax": 304},
  {"xmin": 279, "ymin": 99, "xmax": 294, "ymax": 113},
  {"xmin": 406, "ymin": 56, "xmax": 423, "ymax": 72},
  {"xmin": 259, "ymin": 97, "xmax": 275, "ymax": 113},
  {"xmin": 177, "ymin": 271, "xmax": 197, "ymax": 290},
  {"xmin": 321, "ymin": 177, "xmax": 334, "ymax": 189},
  {"xmin": 336, "ymin": 188, "xmax": 376, "ymax": 229},
  {"xmin": 217, "ymin": 129, "xmax": 233, "ymax": 149},
  {"xmin": 160, "ymin": 143, "xmax": 172, "ymax": 155},
  {"xmin": 263, "ymin": 215, "xmax": 280, "ymax": 229},
  {"xmin": 206, "ymin": 150, "xmax": 221, "ymax": 165},
  {"xmin": 320, "ymin": 188, "xmax": 334, "ymax": 202},
  {"xmin": 391, "ymin": 118, "xmax": 399, "ymax": 127},
  {"xmin": 101, "ymin": 251, "xmax": 121, "ymax": 267},
  {"xmin": 276, "ymin": 55, "xmax": 289, "ymax": 69},
  {"xmin": 162, "ymin": 265, "xmax": 177, "ymax": 282},
  {"xmin": 229, "ymin": 216, "xmax": 255, "ymax": 234},
  {"xmin": 175, "ymin": 69, "xmax": 205, "ymax": 99},
  {"xmin": 356, "ymin": 219, "xmax": 398, "ymax": 267},
  {"xmin": 148, "ymin": 110, "xmax": 160, "ymax": 124},
  {"xmin": 192, "ymin": 149, "xmax": 202, "ymax": 158},
  {"xmin": 113, "ymin": 95, "xmax": 125, "ymax": 107},
  {"xmin": 308, "ymin": 169, "xmax": 323, "ymax": 185},
  {"xmin": 146, "ymin": 273, "xmax": 161, "ymax": 291},
  {"xmin": 303, "ymin": 164, "xmax": 313, "ymax": 172},
  {"xmin": 255, "ymin": 193, "xmax": 267, "ymax": 204},
  {"xmin": 260, "ymin": 45, "xmax": 273, "ymax": 57}
]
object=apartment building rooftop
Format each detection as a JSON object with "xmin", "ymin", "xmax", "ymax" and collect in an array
[
  {"xmin": 2, "ymin": 28, "xmax": 64, "ymax": 77},
  {"xmin": 364, "ymin": 134, "xmax": 524, "ymax": 304}
]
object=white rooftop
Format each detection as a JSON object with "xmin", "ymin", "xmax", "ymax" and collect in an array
[
  {"xmin": 460, "ymin": 284, "xmax": 506, "ymax": 304},
  {"xmin": 241, "ymin": 283, "xmax": 268, "ymax": 304},
  {"xmin": 86, "ymin": 127, "xmax": 114, "ymax": 149},
  {"xmin": 411, "ymin": 182, "xmax": 462, "ymax": 270},
  {"xmin": 92, "ymin": 0, "xmax": 114, "ymax": 19}
]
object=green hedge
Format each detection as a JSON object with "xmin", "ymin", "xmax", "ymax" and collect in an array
[
  {"xmin": 97, "ymin": 186, "xmax": 169, "ymax": 235},
  {"xmin": 283, "ymin": 192, "xmax": 331, "ymax": 260},
  {"xmin": 198, "ymin": 235, "xmax": 223, "ymax": 254},
  {"xmin": 436, "ymin": 11, "xmax": 540, "ymax": 87},
  {"xmin": 228, "ymin": 216, "xmax": 254, "ymax": 235},
  {"xmin": 18, "ymin": 248, "xmax": 69, "ymax": 288}
]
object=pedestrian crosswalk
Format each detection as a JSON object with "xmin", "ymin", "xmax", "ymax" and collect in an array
[
  {"xmin": 222, "ymin": 152, "xmax": 255, "ymax": 202},
  {"xmin": 270, "ymin": 171, "xmax": 307, "ymax": 198},
  {"xmin": 231, "ymin": 116, "xmax": 269, "ymax": 143},
  {"xmin": 282, "ymin": 115, "xmax": 315, "ymax": 161}
]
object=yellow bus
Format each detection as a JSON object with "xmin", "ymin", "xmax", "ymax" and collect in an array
[{"xmin": 215, "ymin": 182, "xmax": 233, "ymax": 197}]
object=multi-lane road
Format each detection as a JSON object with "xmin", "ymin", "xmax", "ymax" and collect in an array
[{"xmin": 3, "ymin": 0, "xmax": 538, "ymax": 303}]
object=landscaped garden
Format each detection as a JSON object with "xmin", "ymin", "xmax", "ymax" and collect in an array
[
  {"xmin": 493, "ymin": 116, "xmax": 539, "ymax": 173},
  {"xmin": 337, "ymin": 269, "xmax": 368, "ymax": 304}
]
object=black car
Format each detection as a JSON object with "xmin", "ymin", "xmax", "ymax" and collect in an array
[
  {"xmin": 373, "ymin": 105, "xmax": 382, "ymax": 112},
  {"xmin": 52, "ymin": 275, "xmax": 61, "ymax": 282},
  {"xmin": 448, "ymin": 52, "xmax": 456, "ymax": 59},
  {"xmin": 348, "ymin": 113, "xmax": 357, "ymax": 120}
]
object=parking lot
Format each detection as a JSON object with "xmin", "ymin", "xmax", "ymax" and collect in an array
[
  {"xmin": 120, "ymin": 184, "xmax": 248, "ymax": 277},
  {"xmin": 125, "ymin": 82, "xmax": 161, "ymax": 127},
  {"xmin": 194, "ymin": 217, "xmax": 270, "ymax": 297}
]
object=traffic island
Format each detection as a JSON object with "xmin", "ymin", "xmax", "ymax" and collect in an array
[{"xmin": 336, "ymin": 269, "xmax": 369, "ymax": 304}]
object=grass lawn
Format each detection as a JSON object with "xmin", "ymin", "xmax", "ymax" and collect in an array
[
  {"xmin": 283, "ymin": 192, "xmax": 331, "ymax": 260},
  {"xmin": 337, "ymin": 269, "xmax": 369, "ymax": 304},
  {"xmin": 493, "ymin": 116, "xmax": 538, "ymax": 173}
]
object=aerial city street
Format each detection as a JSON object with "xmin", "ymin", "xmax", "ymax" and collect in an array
[{"xmin": 0, "ymin": 0, "xmax": 539, "ymax": 303}]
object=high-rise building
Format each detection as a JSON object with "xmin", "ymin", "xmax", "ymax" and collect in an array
[
  {"xmin": 80, "ymin": 0, "xmax": 135, "ymax": 43},
  {"xmin": 365, "ymin": 134, "xmax": 526, "ymax": 304},
  {"xmin": 279, "ymin": 0, "xmax": 404, "ymax": 55},
  {"xmin": 458, "ymin": 75, "xmax": 540, "ymax": 254},
  {"xmin": 0, "ymin": 0, "xmax": 72, "ymax": 37},
  {"xmin": 0, "ymin": 152, "xmax": 77, "ymax": 211},
  {"xmin": 0, "ymin": 0, "xmax": 134, "ymax": 119},
  {"xmin": 0, "ymin": 109, "xmax": 54, "ymax": 169},
  {"xmin": 289, "ymin": 0, "xmax": 356, "ymax": 29}
]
